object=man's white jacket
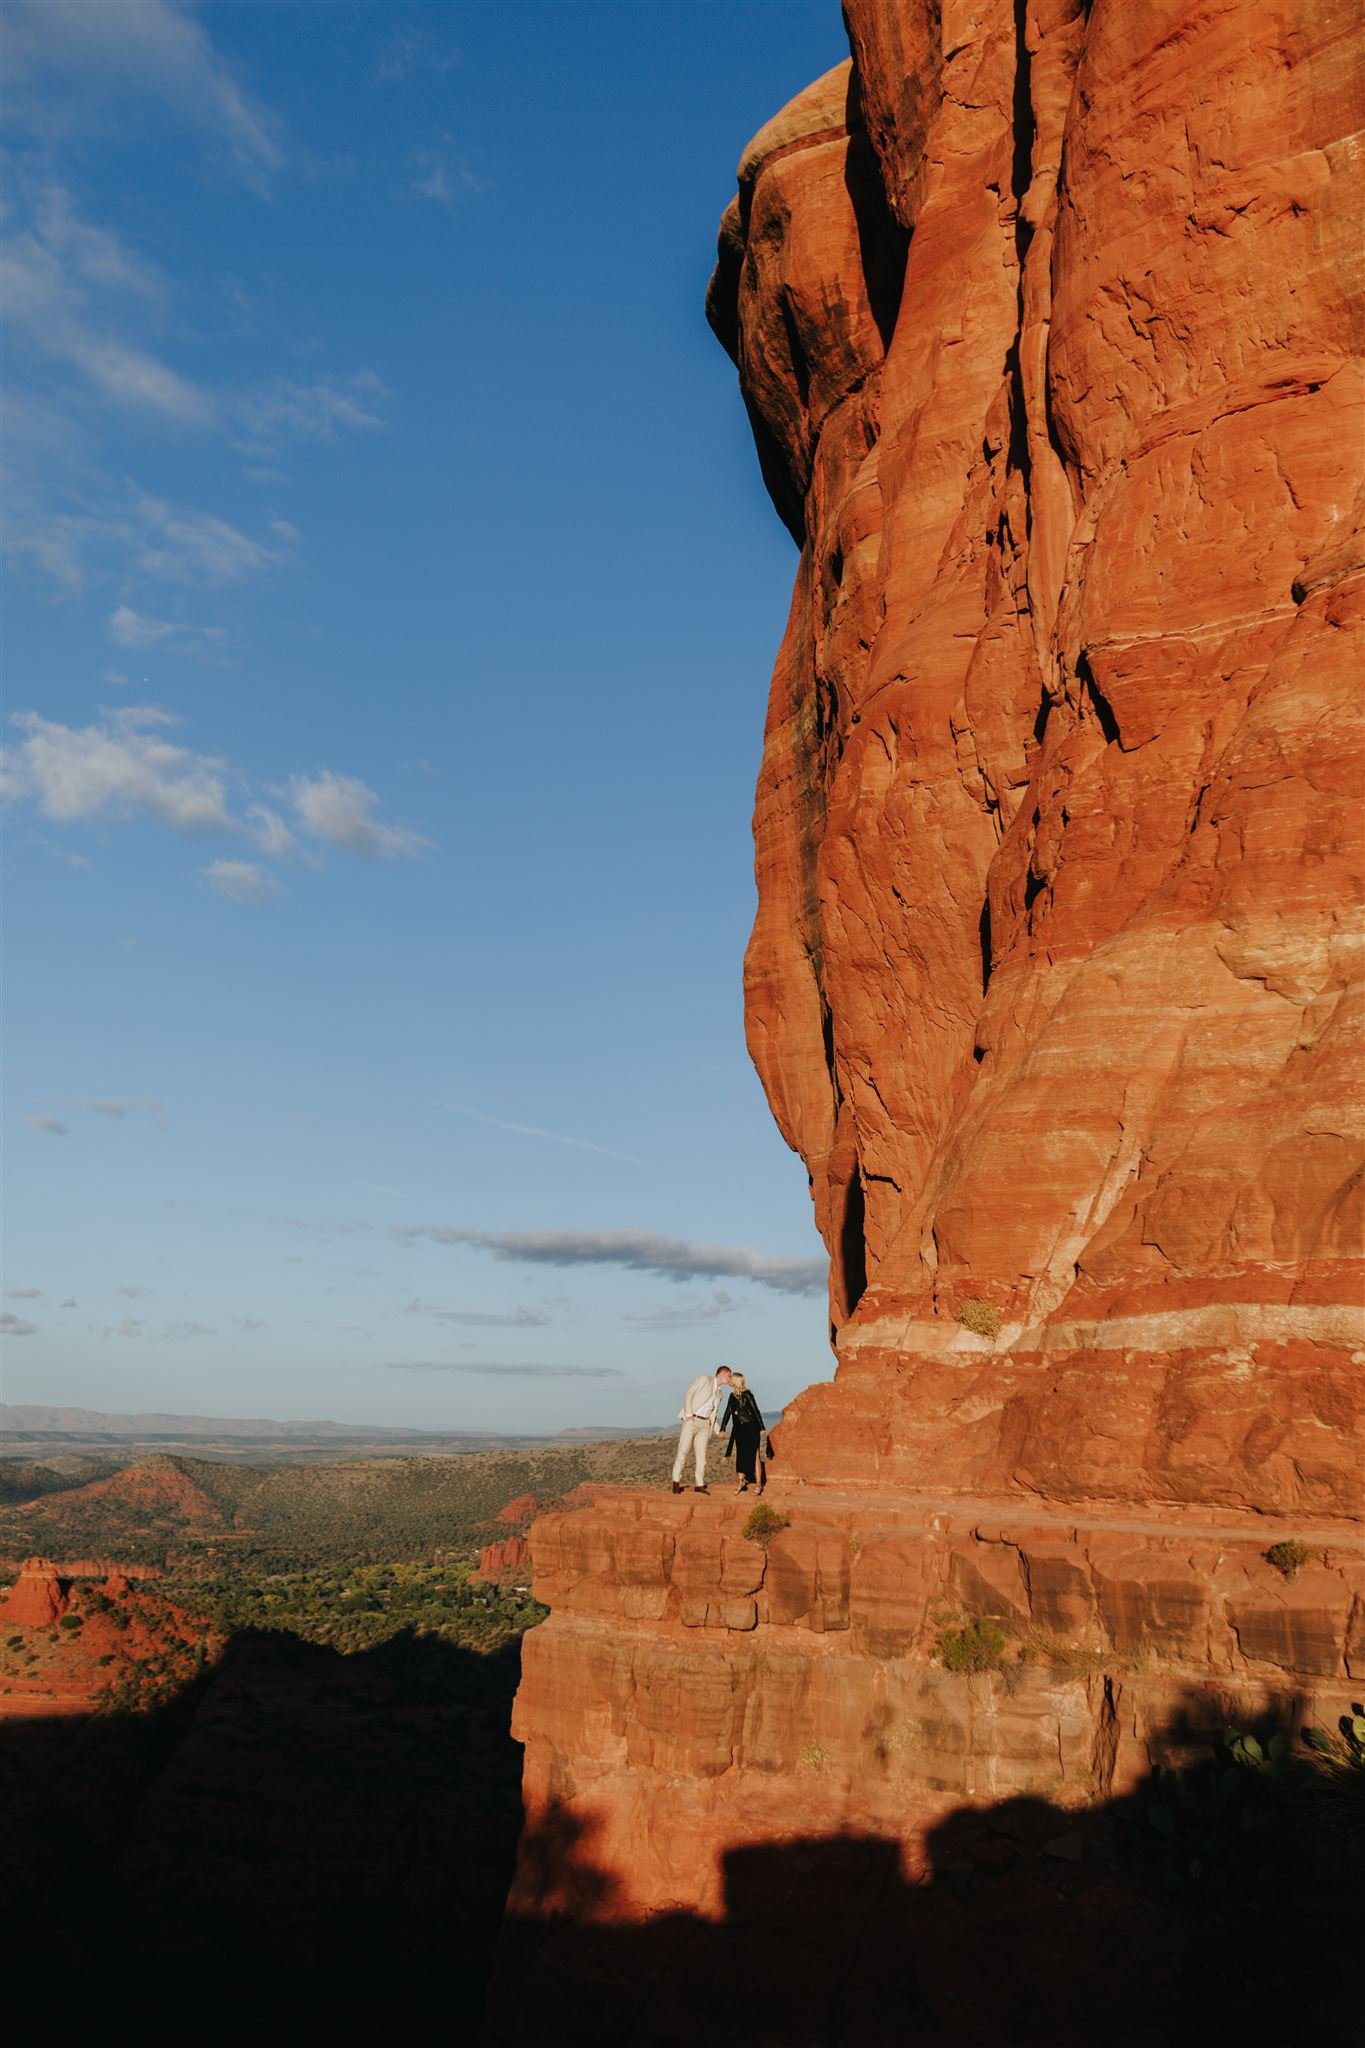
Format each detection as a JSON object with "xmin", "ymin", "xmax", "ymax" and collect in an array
[{"xmin": 679, "ymin": 1373, "xmax": 724, "ymax": 1430}]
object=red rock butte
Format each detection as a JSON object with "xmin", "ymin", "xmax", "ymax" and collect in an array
[{"xmin": 486, "ymin": 1, "xmax": 1364, "ymax": 2031}]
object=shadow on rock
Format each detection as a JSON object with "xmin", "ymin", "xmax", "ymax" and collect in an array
[{"xmin": 485, "ymin": 1689, "xmax": 1362, "ymax": 2048}]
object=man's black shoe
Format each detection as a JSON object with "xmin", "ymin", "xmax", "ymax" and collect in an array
[
  {"xmin": 694, "ymin": 1485, "xmax": 709, "ymax": 1494},
  {"xmin": 671, "ymin": 1481, "xmax": 683, "ymax": 1494}
]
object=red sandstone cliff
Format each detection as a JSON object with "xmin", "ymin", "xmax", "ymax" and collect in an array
[
  {"xmin": 487, "ymin": 7, "xmax": 1364, "ymax": 2038},
  {"xmin": 709, "ymin": 5, "xmax": 1364, "ymax": 1507}
]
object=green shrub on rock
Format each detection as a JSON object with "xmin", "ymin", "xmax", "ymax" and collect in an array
[
  {"xmin": 1266, "ymin": 1539, "xmax": 1315, "ymax": 1580},
  {"xmin": 935, "ymin": 1618, "xmax": 1008, "ymax": 1673},
  {"xmin": 742, "ymin": 1504, "xmax": 790, "ymax": 1546}
]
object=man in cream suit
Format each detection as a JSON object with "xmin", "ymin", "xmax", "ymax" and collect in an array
[{"xmin": 670, "ymin": 1366, "xmax": 734, "ymax": 1494}]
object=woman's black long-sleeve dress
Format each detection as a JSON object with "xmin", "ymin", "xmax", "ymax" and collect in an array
[{"xmin": 721, "ymin": 1389, "xmax": 765, "ymax": 1483}]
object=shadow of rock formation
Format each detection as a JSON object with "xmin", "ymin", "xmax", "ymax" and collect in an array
[
  {"xmin": 486, "ymin": 1691, "xmax": 1361, "ymax": 2048},
  {"xmin": 0, "ymin": 1627, "xmax": 524, "ymax": 2045}
]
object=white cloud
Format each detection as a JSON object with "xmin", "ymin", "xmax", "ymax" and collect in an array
[
  {"xmin": 203, "ymin": 858, "xmax": 279, "ymax": 904},
  {"xmin": 287, "ymin": 770, "xmax": 428, "ymax": 859},
  {"xmin": 3, "ymin": 706, "xmax": 233, "ymax": 830},
  {"xmin": 5, "ymin": 707, "xmax": 427, "ymax": 879},
  {"xmin": 24, "ymin": 1113, "xmax": 68, "ymax": 1136},
  {"xmin": 108, "ymin": 604, "xmax": 224, "ymax": 650},
  {"xmin": 163, "ymin": 1319, "xmax": 213, "ymax": 1338},
  {"xmin": 1, "ymin": 0, "xmax": 283, "ymax": 187},
  {"xmin": 7, "ymin": 1288, "xmax": 42, "ymax": 1299},
  {"xmin": 232, "ymin": 1315, "xmax": 265, "ymax": 1332},
  {"xmin": 97, "ymin": 1316, "xmax": 144, "ymax": 1338},
  {"xmin": 0, "ymin": 1312, "xmax": 39, "ymax": 1336}
]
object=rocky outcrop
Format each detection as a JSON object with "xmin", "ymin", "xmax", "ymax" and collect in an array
[
  {"xmin": 474, "ymin": 1536, "xmax": 532, "ymax": 1584},
  {"xmin": 0, "ymin": 1557, "xmax": 68, "ymax": 1627},
  {"xmin": 489, "ymin": 4, "xmax": 1364, "ymax": 2036}
]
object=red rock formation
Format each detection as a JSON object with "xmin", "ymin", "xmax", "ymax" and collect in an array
[
  {"xmin": 489, "ymin": 5, "xmax": 1364, "ymax": 2033},
  {"xmin": 473, "ymin": 1536, "xmax": 532, "ymax": 1584},
  {"xmin": 495, "ymin": 1493, "xmax": 537, "ymax": 1527},
  {"xmin": 0, "ymin": 1557, "xmax": 69, "ymax": 1627}
]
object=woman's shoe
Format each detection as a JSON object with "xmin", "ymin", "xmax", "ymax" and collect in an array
[{"xmin": 738, "ymin": 1480, "xmax": 750, "ymax": 1493}]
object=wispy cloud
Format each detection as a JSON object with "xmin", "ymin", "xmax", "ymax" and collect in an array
[
  {"xmin": 0, "ymin": 1312, "xmax": 39, "ymax": 1336},
  {"xmin": 24, "ymin": 1113, "xmax": 69, "ymax": 1137},
  {"xmin": 6, "ymin": 1289, "xmax": 42, "ymax": 1299},
  {"xmin": 284, "ymin": 1218, "xmax": 373, "ymax": 1239},
  {"xmin": 401, "ymin": 1299, "xmax": 552, "ymax": 1329},
  {"xmin": 2, "ymin": 0, "xmax": 283, "ymax": 188},
  {"xmin": 391, "ymin": 1226, "xmax": 827, "ymax": 1296},
  {"xmin": 96, "ymin": 1316, "xmax": 144, "ymax": 1338},
  {"xmin": 624, "ymin": 1289, "xmax": 746, "ymax": 1328},
  {"xmin": 434, "ymin": 1101, "xmax": 640, "ymax": 1164},
  {"xmin": 81, "ymin": 1097, "xmax": 168, "ymax": 1126},
  {"xmin": 231, "ymin": 1315, "xmax": 265, "ymax": 1332},
  {"xmin": 240, "ymin": 371, "xmax": 388, "ymax": 442},
  {"xmin": 163, "ymin": 1320, "xmax": 213, "ymax": 1338},
  {"xmin": 203, "ymin": 858, "xmax": 280, "ymax": 905},
  {"xmin": 410, "ymin": 136, "xmax": 487, "ymax": 209},
  {"xmin": 383, "ymin": 1361, "xmax": 620, "ymax": 1379},
  {"xmin": 1, "ymin": 205, "xmax": 210, "ymax": 425},
  {"xmin": 376, "ymin": 27, "xmax": 462, "ymax": 85},
  {"xmin": 108, "ymin": 604, "xmax": 225, "ymax": 651}
]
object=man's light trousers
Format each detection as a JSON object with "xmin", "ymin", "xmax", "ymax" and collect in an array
[{"xmin": 672, "ymin": 1415, "xmax": 712, "ymax": 1487}]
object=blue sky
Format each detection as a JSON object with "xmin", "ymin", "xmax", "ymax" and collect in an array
[{"xmin": 1, "ymin": 1, "xmax": 849, "ymax": 1432}]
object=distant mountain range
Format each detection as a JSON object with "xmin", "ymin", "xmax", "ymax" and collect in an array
[{"xmin": 1, "ymin": 1404, "xmax": 669, "ymax": 1445}]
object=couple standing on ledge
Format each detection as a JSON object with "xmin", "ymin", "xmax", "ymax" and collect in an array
[{"xmin": 671, "ymin": 1365, "xmax": 768, "ymax": 1496}]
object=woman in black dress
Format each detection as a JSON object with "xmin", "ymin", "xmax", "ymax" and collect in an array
[{"xmin": 721, "ymin": 1373, "xmax": 766, "ymax": 1494}]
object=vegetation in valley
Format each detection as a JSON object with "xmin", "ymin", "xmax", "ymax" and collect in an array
[
  {"xmin": 160, "ymin": 1558, "xmax": 545, "ymax": 1658},
  {"xmin": 0, "ymin": 1432, "xmax": 683, "ymax": 1574}
]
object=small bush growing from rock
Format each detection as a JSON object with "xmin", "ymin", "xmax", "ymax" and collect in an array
[
  {"xmin": 742, "ymin": 1504, "xmax": 790, "ymax": 1546},
  {"xmin": 955, "ymin": 1298, "xmax": 1003, "ymax": 1339},
  {"xmin": 1266, "ymin": 1539, "xmax": 1315, "ymax": 1580},
  {"xmin": 936, "ymin": 1618, "xmax": 1008, "ymax": 1673}
]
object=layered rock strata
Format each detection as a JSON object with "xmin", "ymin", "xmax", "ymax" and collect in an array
[{"xmin": 489, "ymin": 3, "xmax": 1364, "ymax": 2034}]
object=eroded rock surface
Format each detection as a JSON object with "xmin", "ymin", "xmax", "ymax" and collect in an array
[{"xmin": 490, "ymin": 5, "xmax": 1364, "ymax": 2036}]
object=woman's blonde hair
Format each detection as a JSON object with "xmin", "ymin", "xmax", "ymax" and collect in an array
[{"xmin": 728, "ymin": 1372, "xmax": 746, "ymax": 1393}]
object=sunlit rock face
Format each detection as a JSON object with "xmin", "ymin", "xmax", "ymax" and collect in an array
[
  {"xmin": 486, "ymin": 7, "xmax": 1364, "ymax": 2035},
  {"xmin": 709, "ymin": 0, "xmax": 1364, "ymax": 1509}
]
